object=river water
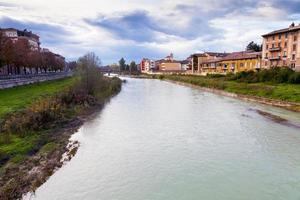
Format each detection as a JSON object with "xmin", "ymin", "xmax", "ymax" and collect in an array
[{"xmin": 28, "ymin": 78, "xmax": 300, "ymax": 200}]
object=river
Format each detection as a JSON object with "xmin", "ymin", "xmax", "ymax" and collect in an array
[{"xmin": 27, "ymin": 78, "xmax": 300, "ymax": 200}]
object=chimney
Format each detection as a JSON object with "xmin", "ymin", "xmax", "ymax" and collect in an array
[{"xmin": 290, "ymin": 22, "xmax": 295, "ymax": 28}]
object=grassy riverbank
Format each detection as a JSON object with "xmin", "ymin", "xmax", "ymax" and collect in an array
[
  {"xmin": 149, "ymin": 73, "xmax": 300, "ymax": 110},
  {"xmin": 0, "ymin": 54, "xmax": 122, "ymax": 199},
  {"xmin": 0, "ymin": 78, "xmax": 75, "ymax": 119}
]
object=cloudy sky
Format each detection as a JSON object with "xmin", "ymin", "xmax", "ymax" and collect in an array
[{"xmin": 0, "ymin": 0, "xmax": 299, "ymax": 64}]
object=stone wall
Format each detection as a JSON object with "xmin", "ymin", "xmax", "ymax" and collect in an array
[{"xmin": 0, "ymin": 72, "xmax": 73, "ymax": 89}]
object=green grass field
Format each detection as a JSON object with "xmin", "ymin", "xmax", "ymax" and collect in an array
[
  {"xmin": 0, "ymin": 78, "xmax": 75, "ymax": 119},
  {"xmin": 157, "ymin": 75, "xmax": 300, "ymax": 103},
  {"xmin": 0, "ymin": 78, "xmax": 76, "ymax": 168}
]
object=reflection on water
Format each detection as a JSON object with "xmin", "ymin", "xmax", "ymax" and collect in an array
[{"xmin": 28, "ymin": 78, "xmax": 300, "ymax": 200}]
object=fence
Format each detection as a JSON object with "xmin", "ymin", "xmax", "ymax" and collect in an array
[{"xmin": 0, "ymin": 72, "xmax": 73, "ymax": 89}]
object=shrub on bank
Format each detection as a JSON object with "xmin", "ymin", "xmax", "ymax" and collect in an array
[
  {"xmin": 225, "ymin": 67, "xmax": 299, "ymax": 84},
  {"xmin": 288, "ymin": 72, "xmax": 300, "ymax": 84}
]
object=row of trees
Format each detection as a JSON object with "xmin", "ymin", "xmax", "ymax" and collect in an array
[
  {"xmin": 0, "ymin": 34, "xmax": 65, "ymax": 75},
  {"xmin": 119, "ymin": 58, "xmax": 138, "ymax": 72}
]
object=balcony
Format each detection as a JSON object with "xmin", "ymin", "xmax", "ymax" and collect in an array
[
  {"xmin": 269, "ymin": 47, "xmax": 281, "ymax": 52},
  {"xmin": 269, "ymin": 56, "xmax": 281, "ymax": 60}
]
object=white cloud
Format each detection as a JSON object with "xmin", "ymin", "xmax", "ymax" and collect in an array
[{"xmin": 0, "ymin": 0, "xmax": 298, "ymax": 64}]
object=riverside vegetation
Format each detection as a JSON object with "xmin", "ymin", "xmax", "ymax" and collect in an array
[
  {"xmin": 0, "ymin": 52, "xmax": 122, "ymax": 199},
  {"xmin": 151, "ymin": 67, "xmax": 300, "ymax": 110}
]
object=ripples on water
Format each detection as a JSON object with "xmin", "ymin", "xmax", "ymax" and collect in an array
[{"xmin": 27, "ymin": 78, "xmax": 300, "ymax": 200}]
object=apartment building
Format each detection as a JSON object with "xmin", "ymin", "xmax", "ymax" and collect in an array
[
  {"xmin": 191, "ymin": 52, "xmax": 229, "ymax": 73},
  {"xmin": 156, "ymin": 53, "xmax": 183, "ymax": 71},
  {"xmin": 216, "ymin": 51, "xmax": 261, "ymax": 73},
  {"xmin": 158, "ymin": 60, "xmax": 182, "ymax": 71},
  {"xmin": 140, "ymin": 58, "xmax": 155, "ymax": 72},
  {"xmin": 196, "ymin": 51, "xmax": 261, "ymax": 74},
  {"xmin": 262, "ymin": 23, "xmax": 300, "ymax": 71},
  {"xmin": 1, "ymin": 28, "xmax": 41, "ymax": 51}
]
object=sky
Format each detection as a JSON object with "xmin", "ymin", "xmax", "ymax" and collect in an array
[{"xmin": 0, "ymin": 0, "xmax": 299, "ymax": 64}]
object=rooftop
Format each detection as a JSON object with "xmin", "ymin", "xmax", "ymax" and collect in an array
[
  {"xmin": 201, "ymin": 51, "xmax": 262, "ymax": 64},
  {"xmin": 192, "ymin": 52, "xmax": 229, "ymax": 57},
  {"xmin": 262, "ymin": 23, "xmax": 300, "ymax": 37}
]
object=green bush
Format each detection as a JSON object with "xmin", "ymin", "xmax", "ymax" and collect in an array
[
  {"xmin": 288, "ymin": 72, "xmax": 300, "ymax": 84},
  {"xmin": 207, "ymin": 73, "xmax": 225, "ymax": 78},
  {"xmin": 226, "ymin": 67, "xmax": 299, "ymax": 84}
]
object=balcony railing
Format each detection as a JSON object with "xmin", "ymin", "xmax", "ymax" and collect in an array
[
  {"xmin": 269, "ymin": 56, "xmax": 281, "ymax": 60},
  {"xmin": 269, "ymin": 47, "xmax": 281, "ymax": 52}
]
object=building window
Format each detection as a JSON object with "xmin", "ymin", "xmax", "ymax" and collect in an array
[
  {"xmin": 278, "ymin": 43, "xmax": 281, "ymax": 47},
  {"xmin": 291, "ymin": 63, "xmax": 296, "ymax": 69},
  {"xmin": 284, "ymin": 42, "xmax": 287, "ymax": 48},
  {"xmin": 265, "ymin": 53, "xmax": 268, "ymax": 58},
  {"xmin": 240, "ymin": 63, "xmax": 244, "ymax": 67},
  {"xmin": 279, "ymin": 34, "xmax": 281, "ymax": 39},
  {"xmin": 294, "ymin": 35, "xmax": 297, "ymax": 41},
  {"xmin": 293, "ymin": 44, "xmax": 297, "ymax": 51},
  {"xmin": 292, "ymin": 54, "xmax": 296, "ymax": 60},
  {"xmin": 285, "ymin": 33, "xmax": 288, "ymax": 39},
  {"xmin": 272, "ymin": 43, "xmax": 275, "ymax": 48},
  {"xmin": 266, "ymin": 44, "xmax": 269, "ymax": 49},
  {"xmin": 283, "ymin": 51, "xmax": 287, "ymax": 57},
  {"xmin": 265, "ymin": 61, "xmax": 267, "ymax": 66},
  {"xmin": 273, "ymin": 35, "xmax": 275, "ymax": 40}
]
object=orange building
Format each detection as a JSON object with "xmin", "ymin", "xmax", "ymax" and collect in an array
[{"xmin": 262, "ymin": 22, "xmax": 300, "ymax": 71}]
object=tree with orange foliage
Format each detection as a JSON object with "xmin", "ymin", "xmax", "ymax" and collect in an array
[
  {"xmin": 2, "ymin": 39, "xmax": 15, "ymax": 74},
  {"xmin": 13, "ymin": 39, "xmax": 31, "ymax": 74}
]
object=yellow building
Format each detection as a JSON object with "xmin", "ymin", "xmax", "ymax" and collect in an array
[{"xmin": 199, "ymin": 51, "xmax": 262, "ymax": 74}]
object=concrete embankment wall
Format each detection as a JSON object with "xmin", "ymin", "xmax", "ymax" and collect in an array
[{"xmin": 0, "ymin": 72, "xmax": 73, "ymax": 89}]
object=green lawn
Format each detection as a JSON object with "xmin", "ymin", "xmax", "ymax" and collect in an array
[
  {"xmin": 158, "ymin": 75, "xmax": 300, "ymax": 103},
  {"xmin": 0, "ymin": 78, "xmax": 76, "ymax": 168},
  {"xmin": 0, "ymin": 78, "xmax": 75, "ymax": 119}
]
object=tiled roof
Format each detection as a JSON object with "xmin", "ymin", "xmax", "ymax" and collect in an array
[
  {"xmin": 221, "ymin": 51, "xmax": 261, "ymax": 61},
  {"xmin": 205, "ymin": 52, "xmax": 229, "ymax": 57},
  {"xmin": 192, "ymin": 52, "xmax": 229, "ymax": 57},
  {"xmin": 262, "ymin": 24, "xmax": 300, "ymax": 37},
  {"xmin": 201, "ymin": 51, "xmax": 261, "ymax": 64}
]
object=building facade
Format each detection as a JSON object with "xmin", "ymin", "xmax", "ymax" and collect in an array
[
  {"xmin": 1, "ymin": 28, "xmax": 40, "ymax": 51},
  {"xmin": 262, "ymin": 23, "xmax": 300, "ymax": 71},
  {"xmin": 191, "ymin": 52, "xmax": 229, "ymax": 73},
  {"xmin": 194, "ymin": 51, "xmax": 262, "ymax": 74},
  {"xmin": 140, "ymin": 58, "xmax": 155, "ymax": 73}
]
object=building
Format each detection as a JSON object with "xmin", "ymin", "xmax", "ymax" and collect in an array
[
  {"xmin": 157, "ymin": 53, "xmax": 183, "ymax": 71},
  {"xmin": 180, "ymin": 58, "xmax": 191, "ymax": 71},
  {"xmin": 216, "ymin": 51, "xmax": 262, "ymax": 74},
  {"xmin": 194, "ymin": 51, "xmax": 262, "ymax": 75},
  {"xmin": 262, "ymin": 22, "xmax": 300, "ymax": 71},
  {"xmin": 1, "ymin": 28, "xmax": 40, "ymax": 51},
  {"xmin": 140, "ymin": 58, "xmax": 155, "ymax": 73},
  {"xmin": 191, "ymin": 52, "xmax": 229, "ymax": 73},
  {"xmin": 158, "ymin": 60, "xmax": 182, "ymax": 71}
]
